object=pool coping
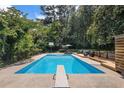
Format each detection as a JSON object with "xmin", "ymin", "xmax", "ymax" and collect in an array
[
  {"xmin": 16, "ymin": 53, "xmax": 104, "ymax": 75},
  {"xmin": 15, "ymin": 54, "xmax": 47, "ymax": 74}
]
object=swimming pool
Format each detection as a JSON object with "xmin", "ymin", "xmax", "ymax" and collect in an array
[{"xmin": 16, "ymin": 54, "xmax": 104, "ymax": 74}]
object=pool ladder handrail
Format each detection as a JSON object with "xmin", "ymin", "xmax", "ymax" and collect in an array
[
  {"xmin": 54, "ymin": 65, "xmax": 69, "ymax": 88},
  {"xmin": 53, "ymin": 74, "xmax": 69, "ymax": 80}
]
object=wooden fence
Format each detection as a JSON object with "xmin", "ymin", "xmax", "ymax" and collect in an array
[{"xmin": 115, "ymin": 34, "xmax": 124, "ymax": 74}]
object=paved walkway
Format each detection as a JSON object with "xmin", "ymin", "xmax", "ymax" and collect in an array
[
  {"xmin": 0, "ymin": 54, "xmax": 54, "ymax": 88},
  {"xmin": 89, "ymin": 56, "xmax": 116, "ymax": 71},
  {"xmin": 71, "ymin": 55, "xmax": 124, "ymax": 88},
  {"xmin": 0, "ymin": 53, "xmax": 124, "ymax": 88},
  {"xmin": 31, "ymin": 54, "xmax": 44, "ymax": 60},
  {"xmin": 77, "ymin": 54, "xmax": 116, "ymax": 71}
]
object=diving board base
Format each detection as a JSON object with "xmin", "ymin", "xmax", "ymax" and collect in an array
[{"xmin": 54, "ymin": 65, "xmax": 69, "ymax": 88}]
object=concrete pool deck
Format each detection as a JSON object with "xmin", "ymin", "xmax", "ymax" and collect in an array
[{"xmin": 0, "ymin": 54, "xmax": 124, "ymax": 88}]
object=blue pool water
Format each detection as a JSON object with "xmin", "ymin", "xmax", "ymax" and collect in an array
[{"xmin": 16, "ymin": 54, "xmax": 104, "ymax": 74}]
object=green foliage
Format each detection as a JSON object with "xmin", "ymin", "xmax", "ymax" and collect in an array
[
  {"xmin": 87, "ymin": 6, "xmax": 124, "ymax": 50},
  {"xmin": 64, "ymin": 6, "xmax": 95, "ymax": 48},
  {"xmin": 0, "ymin": 5, "xmax": 124, "ymax": 67},
  {"xmin": 15, "ymin": 33, "xmax": 33, "ymax": 53},
  {"xmin": 14, "ymin": 33, "xmax": 34, "ymax": 60},
  {"xmin": 63, "ymin": 6, "xmax": 124, "ymax": 50},
  {"xmin": 0, "ymin": 7, "xmax": 50, "ymax": 65}
]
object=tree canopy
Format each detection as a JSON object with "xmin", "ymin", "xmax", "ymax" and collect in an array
[{"xmin": 0, "ymin": 5, "xmax": 124, "ymax": 66}]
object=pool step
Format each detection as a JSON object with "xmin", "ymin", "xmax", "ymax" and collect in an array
[{"xmin": 54, "ymin": 65, "xmax": 69, "ymax": 88}]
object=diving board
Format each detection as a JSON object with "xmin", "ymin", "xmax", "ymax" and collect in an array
[{"xmin": 54, "ymin": 65, "xmax": 69, "ymax": 88}]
